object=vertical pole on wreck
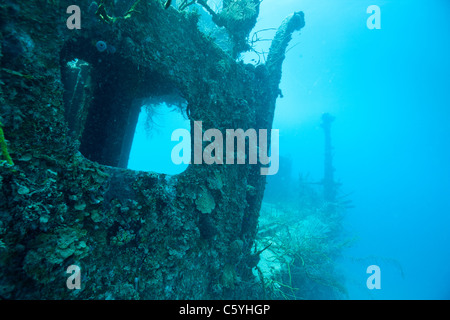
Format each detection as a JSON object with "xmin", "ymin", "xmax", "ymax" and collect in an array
[{"xmin": 321, "ymin": 113, "xmax": 336, "ymax": 203}]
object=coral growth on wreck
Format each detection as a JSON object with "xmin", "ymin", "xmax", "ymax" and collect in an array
[{"xmin": 0, "ymin": 0, "xmax": 305, "ymax": 299}]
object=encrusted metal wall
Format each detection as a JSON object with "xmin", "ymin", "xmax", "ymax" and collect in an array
[{"xmin": 0, "ymin": 0, "xmax": 304, "ymax": 299}]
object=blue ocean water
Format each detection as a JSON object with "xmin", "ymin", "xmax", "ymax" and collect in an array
[
  {"xmin": 129, "ymin": 0, "xmax": 450, "ymax": 299},
  {"xmin": 128, "ymin": 104, "xmax": 190, "ymax": 174},
  {"xmin": 255, "ymin": 0, "xmax": 450, "ymax": 299}
]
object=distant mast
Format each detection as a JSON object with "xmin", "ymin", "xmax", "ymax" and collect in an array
[{"xmin": 321, "ymin": 113, "xmax": 336, "ymax": 203}]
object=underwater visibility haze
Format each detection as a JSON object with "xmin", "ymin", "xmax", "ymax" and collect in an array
[
  {"xmin": 248, "ymin": 0, "xmax": 450, "ymax": 299},
  {"xmin": 0, "ymin": 0, "xmax": 449, "ymax": 300}
]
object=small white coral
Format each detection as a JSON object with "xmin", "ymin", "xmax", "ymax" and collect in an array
[{"xmin": 195, "ymin": 188, "xmax": 216, "ymax": 214}]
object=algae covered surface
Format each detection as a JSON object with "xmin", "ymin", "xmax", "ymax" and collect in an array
[{"xmin": 0, "ymin": 0, "xmax": 310, "ymax": 299}]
